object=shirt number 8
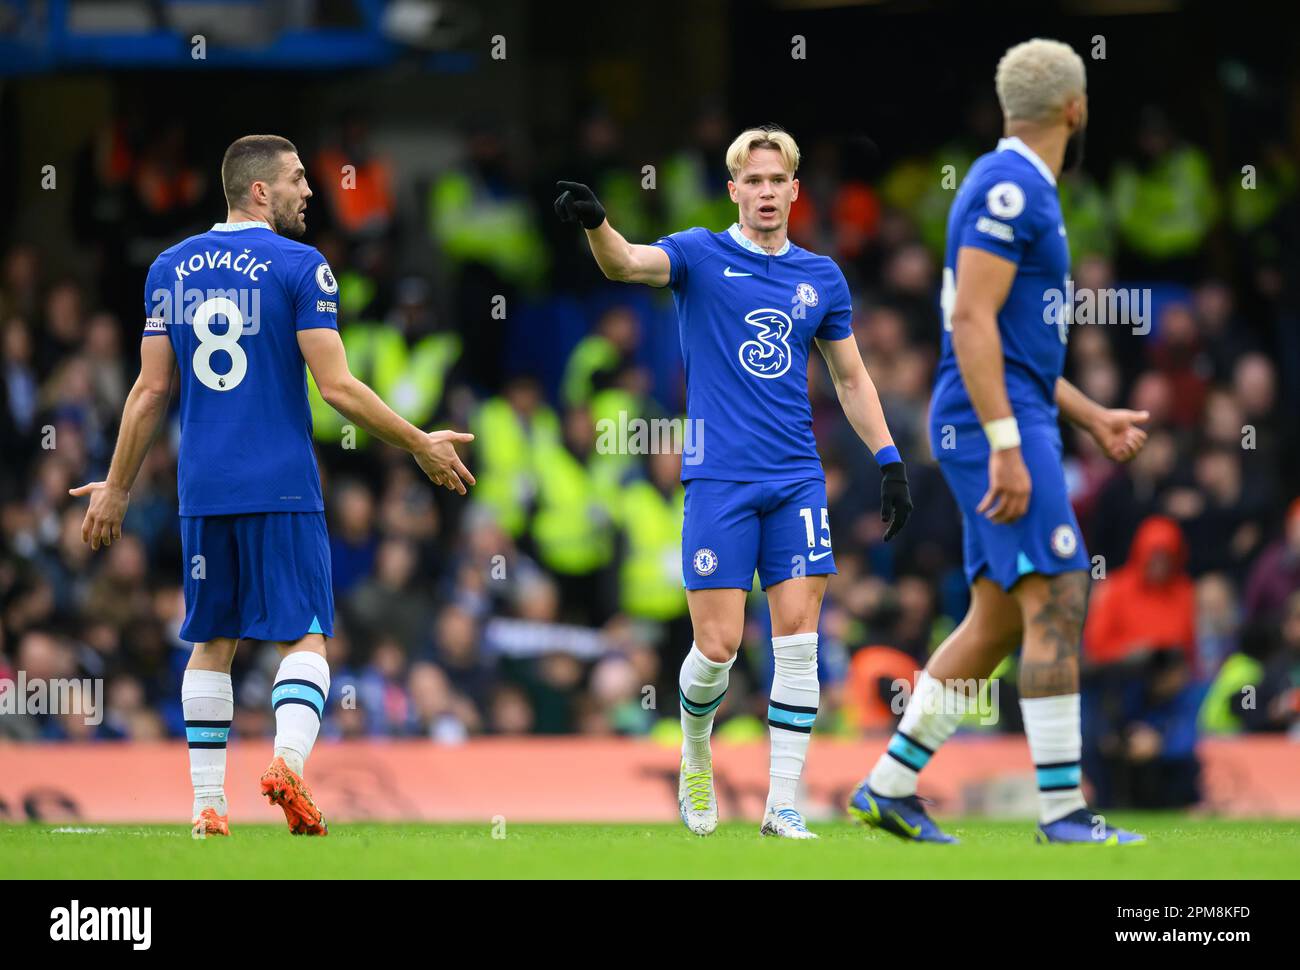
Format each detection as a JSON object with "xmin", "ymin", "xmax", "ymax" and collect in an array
[{"xmin": 192, "ymin": 297, "xmax": 248, "ymax": 392}]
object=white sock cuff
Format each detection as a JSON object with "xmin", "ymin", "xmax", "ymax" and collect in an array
[
  {"xmin": 687, "ymin": 642, "xmax": 736, "ymax": 673},
  {"xmin": 277, "ymin": 650, "xmax": 331, "ymax": 686},
  {"xmin": 1019, "ymin": 692, "xmax": 1081, "ymax": 723},
  {"xmin": 772, "ymin": 632, "xmax": 818, "ymax": 660},
  {"xmin": 915, "ymin": 670, "xmax": 977, "ymax": 716},
  {"xmin": 182, "ymin": 669, "xmax": 233, "ymax": 702}
]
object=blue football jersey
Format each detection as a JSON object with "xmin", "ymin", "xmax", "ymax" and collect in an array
[
  {"xmin": 143, "ymin": 222, "xmax": 338, "ymax": 516},
  {"xmin": 653, "ymin": 224, "xmax": 853, "ymax": 482},
  {"xmin": 930, "ymin": 137, "xmax": 1071, "ymax": 450}
]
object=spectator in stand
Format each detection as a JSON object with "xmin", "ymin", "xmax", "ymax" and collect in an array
[
  {"xmin": 1241, "ymin": 591, "xmax": 1300, "ymax": 736},
  {"xmin": 1243, "ymin": 498, "xmax": 1300, "ymax": 626},
  {"xmin": 313, "ymin": 111, "xmax": 397, "ymax": 242},
  {"xmin": 1089, "ymin": 427, "xmax": 1177, "ymax": 569},
  {"xmin": 1110, "ymin": 106, "xmax": 1218, "ymax": 279},
  {"xmin": 328, "ymin": 480, "xmax": 380, "ymax": 597},
  {"xmin": 342, "ymin": 537, "xmax": 434, "ymax": 650},
  {"xmin": 406, "ymin": 661, "xmax": 477, "ymax": 742},
  {"xmin": 1082, "ymin": 516, "xmax": 1205, "ymax": 807},
  {"xmin": 1085, "ymin": 515, "xmax": 1198, "ymax": 674},
  {"xmin": 1193, "ymin": 280, "xmax": 1257, "ymax": 382},
  {"xmin": 1085, "ymin": 648, "xmax": 1204, "ymax": 809},
  {"xmin": 1148, "ymin": 303, "xmax": 1208, "ymax": 429}
]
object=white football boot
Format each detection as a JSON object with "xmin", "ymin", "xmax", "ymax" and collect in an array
[
  {"xmin": 678, "ymin": 762, "xmax": 718, "ymax": 836},
  {"xmin": 760, "ymin": 806, "xmax": 819, "ymax": 839}
]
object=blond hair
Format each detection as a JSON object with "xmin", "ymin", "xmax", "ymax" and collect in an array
[
  {"xmin": 995, "ymin": 39, "xmax": 1086, "ymax": 124},
  {"xmin": 725, "ymin": 126, "xmax": 800, "ymax": 179}
]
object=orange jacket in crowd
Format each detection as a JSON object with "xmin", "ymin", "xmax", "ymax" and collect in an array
[
  {"xmin": 313, "ymin": 148, "xmax": 395, "ymax": 235},
  {"xmin": 1083, "ymin": 515, "xmax": 1197, "ymax": 672}
]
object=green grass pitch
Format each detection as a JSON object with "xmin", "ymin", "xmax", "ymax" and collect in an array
[{"xmin": 5, "ymin": 815, "xmax": 1299, "ymax": 878}]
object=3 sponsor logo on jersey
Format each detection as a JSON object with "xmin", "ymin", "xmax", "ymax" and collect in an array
[
  {"xmin": 1051, "ymin": 524, "xmax": 1078, "ymax": 558},
  {"xmin": 738, "ymin": 307, "xmax": 794, "ymax": 379},
  {"xmin": 692, "ymin": 547, "xmax": 719, "ymax": 576}
]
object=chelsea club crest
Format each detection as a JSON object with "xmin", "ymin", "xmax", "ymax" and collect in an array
[
  {"xmin": 693, "ymin": 548, "xmax": 719, "ymax": 576},
  {"xmin": 1051, "ymin": 525, "xmax": 1078, "ymax": 558}
]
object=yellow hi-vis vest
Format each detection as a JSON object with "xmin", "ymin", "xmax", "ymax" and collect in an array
[
  {"xmin": 618, "ymin": 480, "xmax": 686, "ymax": 621},
  {"xmin": 1058, "ymin": 172, "xmax": 1115, "ymax": 261},
  {"xmin": 472, "ymin": 397, "xmax": 560, "ymax": 538},
  {"xmin": 309, "ymin": 324, "xmax": 460, "ymax": 445},
  {"xmin": 1110, "ymin": 146, "xmax": 1218, "ymax": 260},
  {"xmin": 561, "ymin": 335, "xmax": 620, "ymax": 409},
  {"xmin": 661, "ymin": 152, "xmax": 737, "ymax": 233},
  {"xmin": 429, "ymin": 171, "xmax": 548, "ymax": 288},
  {"xmin": 1198, "ymin": 653, "xmax": 1264, "ymax": 735},
  {"xmin": 531, "ymin": 439, "xmax": 615, "ymax": 575}
]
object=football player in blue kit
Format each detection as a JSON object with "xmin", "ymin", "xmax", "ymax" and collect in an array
[
  {"xmin": 71, "ymin": 135, "xmax": 475, "ymax": 838},
  {"xmin": 556, "ymin": 126, "xmax": 912, "ymax": 838},
  {"xmin": 848, "ymin": 40, "xmax": 1151, "ymax": 845}
]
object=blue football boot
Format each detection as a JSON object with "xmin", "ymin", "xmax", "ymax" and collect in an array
[
  {"xmin": 1036, "ymin": 808, "xmax": 1146, "ymax": 845},
  {"xmin": 847, "ymin": 780, "xmax": 958, "ymax": 844}
]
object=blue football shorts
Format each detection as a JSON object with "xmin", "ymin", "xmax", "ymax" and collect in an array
[
  {"xmin": 681, "ymin": 477, "xmax": 837, "ymax": 592},
  {"xmin": 179, "ymin": 511, "xmax": 334, "ymax": 643}
]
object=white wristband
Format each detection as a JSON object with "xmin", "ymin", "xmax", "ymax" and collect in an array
[{"xmin": 983, "ymin": 417, "xmax": 1021, "ymax": 451}]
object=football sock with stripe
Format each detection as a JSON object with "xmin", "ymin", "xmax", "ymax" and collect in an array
[
  {"xmin": 678, "ymin": 643, "xmax": 734, "ymax": 772},
  {"xmin": 767, "ymin": 633, "xmax": 820, "ymax": 811},
  {"xmin": 272, "ymin": 651, "xmax": 330, "ymax": 776},
  {"xmin": 182, "ymin": 668, "xmax": 233, "ymax": 817},
  {"xmin": 1020, "ymin": 693, "xmax": 1087, "ymax": 823},
  {"xmin": 868, "ymin": 670, "xmax": 970, "ymax": 797}
]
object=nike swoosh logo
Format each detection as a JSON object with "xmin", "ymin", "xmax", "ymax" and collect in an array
[
  {"xmin": 890, "ymin": 811, "xmax": 922, "ymax": 837},
  {"xmin": 792, "ymin": 715, "xmax": 815, "ymax": 725},
  {"xmin": 723, "ymin": 267, "xmax": 753, "ymax": 277},
  {"xmin": 809, "ymin": 550, "xmax": 833, "ymax": 561}
]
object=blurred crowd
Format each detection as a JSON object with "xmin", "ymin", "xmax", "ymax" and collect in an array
[{"xmin": 2, "ymin": 99, "xmax": 1299, "ymax": 813}]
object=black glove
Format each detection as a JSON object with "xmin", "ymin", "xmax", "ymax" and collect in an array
[
  {"xmin": 880, "ymin": 461, "xmax": 912, "ymax": 542},
  {"xmin": 554, "ymin": 181, "xmax": 607, "ymax": 230}
]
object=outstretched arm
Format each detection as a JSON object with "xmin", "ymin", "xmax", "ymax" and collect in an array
[
  {"xmin": 69, "ymin": 335, "xmax": 176, "ymax": 550},
  {"xmin": 554, "ymin": 181, "xmax": 671, "ymax": 286},
  {"xmin": 817, "ymin": 334, "xmax": 912, "ymax": 542},
  {"xmin": 1056, "ymin": 377, "xmax": 1149, "ymax": 462},
  {"xmin": 298, "ymin": 327, "xmax": 475, "ymax": 493}
]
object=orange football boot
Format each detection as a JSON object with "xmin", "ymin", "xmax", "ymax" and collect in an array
[
  {"xmin": 259, "ymin": 756, "xmax": 328, "ymax": 835},
  {"xmin": 191, "ymin": 807, "xmax": 230, "ymax": 839}
]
